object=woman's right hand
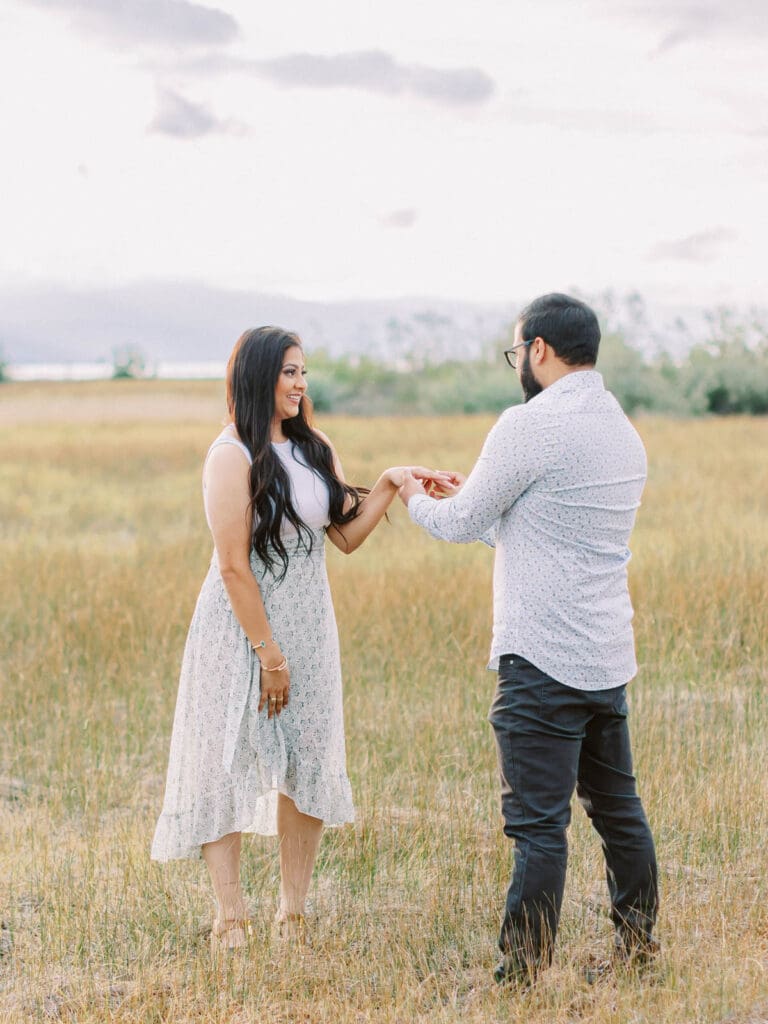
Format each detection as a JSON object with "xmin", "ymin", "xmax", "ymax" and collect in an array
[{"xmin": 258, "ymin": 657, "xmax": 290, "ymax": 718}]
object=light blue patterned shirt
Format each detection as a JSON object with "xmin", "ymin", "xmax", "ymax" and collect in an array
[{"xmin": 408, "ymin": 370, "xmax": 647, "ymax": 690}]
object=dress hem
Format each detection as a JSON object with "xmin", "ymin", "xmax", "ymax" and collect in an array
[{"xmin": 151, "ymin": 786, "xmax": 355, "ymax": 862}]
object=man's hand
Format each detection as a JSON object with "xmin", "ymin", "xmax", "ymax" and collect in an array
[{"xmin": 431, "ymin": 471, "xmax": 466, "ymax": 498}]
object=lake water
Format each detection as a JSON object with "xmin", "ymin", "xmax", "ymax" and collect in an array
[{"xmin": 7, "ymin": 361, "xmax": 225, "ymax": 381}]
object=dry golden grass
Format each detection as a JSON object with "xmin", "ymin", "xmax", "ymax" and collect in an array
[{"xmin": 1, "ymin": 382, "xmax": 767, "ymax": 1023}]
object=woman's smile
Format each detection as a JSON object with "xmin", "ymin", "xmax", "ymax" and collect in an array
[{"xmin": 275, "ymin": 345, "xmax": 307, "ymax": 421}]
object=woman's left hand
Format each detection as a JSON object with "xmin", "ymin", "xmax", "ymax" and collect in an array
[
  {"xmin": 397, "ymin": 469, "xmax": 426, "ymax": 504},
  {"xmin": 384, "ymin": 465, "xmax": 454, "ymax": 492}
]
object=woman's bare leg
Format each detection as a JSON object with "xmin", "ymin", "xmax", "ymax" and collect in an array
[
  {"xmin": 277, "ymin": 794, "xmax": 323, "ymax": 917},
  {"xmin": 202, "ymin": 831, "xmax": 248, "ymax": 943}
]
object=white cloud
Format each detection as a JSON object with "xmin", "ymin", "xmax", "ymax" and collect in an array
[
  {"xmin": 648, "ymin": 228, "xmax": 739, "ymax": 263},
  {"xmin": 147, "ymin": 87, "xmax": 236, "ymax": 138},
  {"xmin": 602, "ymin": 0, "xmax": 768, "ymax": 51},
  {"xmin": 380, "ymin": 209, "xmax": 419, "ymax": 229},
  {"xmin": 27, "ymin": 0, "xmax": 239, "ymax": 48},
  {"xmin": 181, "ymin": 49, "xmax": 495, "ymax": 106},
  {"xmin": 500, "ymin": 102, "xmax": 661, "ymax": 135}
]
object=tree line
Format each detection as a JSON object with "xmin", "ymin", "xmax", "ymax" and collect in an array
[
  {"xmin": 306, "ymin": 305, "xmax": 768, "ymax": 417},
  {"xmin": 2, "ymin": 298, "xmax": 766, "ymax": 416}
]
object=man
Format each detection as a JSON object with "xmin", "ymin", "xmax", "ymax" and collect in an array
[{"xmin": 399, "ymin": 293, "xmax": 658, "ymax": 986}]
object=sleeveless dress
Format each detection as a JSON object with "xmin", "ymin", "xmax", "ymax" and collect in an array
[{"xmin": 151, "ymin": 428, "xmax": 355, "ymax": 861}]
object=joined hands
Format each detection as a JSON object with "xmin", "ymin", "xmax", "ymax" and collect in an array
[{"xmin": 388, "ymin": 467, "xmax": 467, "ymax": 506}]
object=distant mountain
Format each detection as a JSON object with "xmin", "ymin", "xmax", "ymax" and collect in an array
[{"xmin": 0, "ymin": 281, "xmax": 515, "ymax": 365}]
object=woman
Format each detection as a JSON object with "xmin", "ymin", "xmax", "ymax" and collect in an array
[{"xmin": 151, "ymin": 326, "xmax": 447, "ymax": 950}]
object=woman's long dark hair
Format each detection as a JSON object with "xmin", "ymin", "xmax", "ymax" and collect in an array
[{"xmin": 226, "ymin": 326, "xmax": 366, "ymax": 577}]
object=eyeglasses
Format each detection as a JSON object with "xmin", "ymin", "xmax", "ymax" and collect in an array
[{"xmin": 503, "ymin": 339, "xmax": 534, "ymax": 369}]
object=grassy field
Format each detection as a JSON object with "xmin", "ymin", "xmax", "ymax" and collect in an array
[{"xmin": 1, "ymin": 380, "xmax": 767, "ymax": 1023}]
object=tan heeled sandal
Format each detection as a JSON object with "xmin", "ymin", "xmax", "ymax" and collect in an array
[
  {"xmin": 272, "ymin": 912, "xmax": 312, "ymax": 948},
  {"xmin": 210, "ymin": 917, "xmax": 254, "ymax": 953}
]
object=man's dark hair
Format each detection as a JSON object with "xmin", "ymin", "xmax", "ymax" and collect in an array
[{"xmin": 518, "ymin": 293, "xmax": 600, "ymax": 366}]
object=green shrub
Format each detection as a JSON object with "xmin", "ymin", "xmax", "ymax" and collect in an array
[
  {"xmin": 112, "ymin": 345, "xmax": 146, "ymax": 380},
  {"xmin": 305, "ymin": 301, "xmax": 768, "ymax": 417}
]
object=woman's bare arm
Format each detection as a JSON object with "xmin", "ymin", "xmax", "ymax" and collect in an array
[
  {"xmin": 313, "ymin": 429, "xmax": 450, "ymax": 554},
  {"xmin": 326, "ymin": 468, "xmax": 401, "ymax": 554},
  {"xmin": 204, "ymin": 444, "xmax": 289, "ymax": 717}
]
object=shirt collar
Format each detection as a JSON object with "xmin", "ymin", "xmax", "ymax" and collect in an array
[{"xmin": 543, "ymin": 368, "xmax": 604, "ymax": 397}]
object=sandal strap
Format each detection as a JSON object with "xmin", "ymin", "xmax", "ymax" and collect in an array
[{"xmin": 213, "ymin": 917, "xmax": 253, "ymax": 937}]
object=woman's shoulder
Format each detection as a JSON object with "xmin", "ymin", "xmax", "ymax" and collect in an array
[
  {"xmin": 310, "ymin": 426, "xmax": 334, "ymax": 450},
  {"xmin": 307, "ymin": 426, "xmax": 344, "ymax": 477},
  {"xmin": 206, "ymin": 426, "xmax": 252, "ymax": 465}
]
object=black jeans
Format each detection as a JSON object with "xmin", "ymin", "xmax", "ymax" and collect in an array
[{"xmin": 489, "ymin": 654, "xmax": 658, "ymax": 972}]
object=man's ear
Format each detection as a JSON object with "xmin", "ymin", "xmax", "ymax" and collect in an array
[{"xmin": 531, "ymin": 336, "xmax": 547, "ymax": 364}]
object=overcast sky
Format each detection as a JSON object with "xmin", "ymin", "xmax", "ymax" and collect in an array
[{"xmin": 1, "ymin": 0, "xmax": 767, "ymax": 309}]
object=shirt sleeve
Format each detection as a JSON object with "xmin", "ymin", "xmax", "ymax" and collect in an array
[
  {"xmin": 408, "ymin": 407, "xmax": 539, "ymax": 543},
  {"xmin": 479, "ymin": 522, "xmax": 497, "ymax": 548}
]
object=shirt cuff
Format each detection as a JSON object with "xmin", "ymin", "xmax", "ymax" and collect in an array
[{"xmin": 407, "ymin": 492, "xmax": 434, "ymax": 522}]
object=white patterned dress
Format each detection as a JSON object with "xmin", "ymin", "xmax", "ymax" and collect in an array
[{"xmin": 151, "ymin": 429, "xmax": 354, "ymax": 861}]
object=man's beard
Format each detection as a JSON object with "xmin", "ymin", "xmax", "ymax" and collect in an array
[{"xmin": 520, "ymin": 349, "xmax": 544, "ymax": 403}]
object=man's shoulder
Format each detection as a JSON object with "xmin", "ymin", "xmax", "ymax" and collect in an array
[
  {"xmin": 496, "ymin": 401, "xmax": 531, "ymax": 427},
  {"xmin": 487, "ymin": 402, "xmax": 533, "ymax": 441},
  {"xmin": 497, "ymin": 402, "xmax": 524, "ymax": 423}
]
